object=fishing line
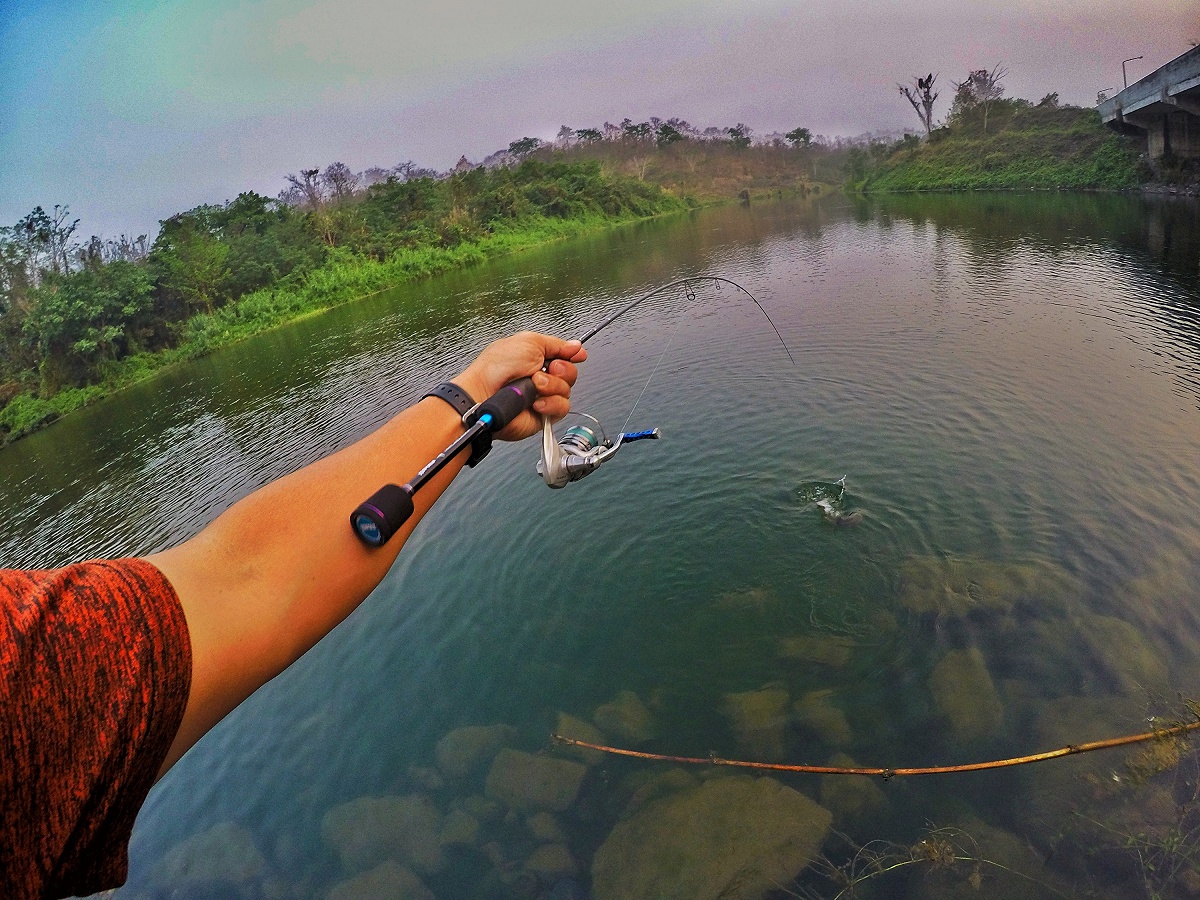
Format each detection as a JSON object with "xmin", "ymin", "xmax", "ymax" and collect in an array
[
  {"xmin": 620, "ymin": 291, "xmax": 688, "ymax": 433},
  {"xmin": 536, "ymin": 275, "xmax": 795, "ymax": 489},
  {"xmin": 578, "ymin": 276, "xmax": 796, "ymax": 365}
]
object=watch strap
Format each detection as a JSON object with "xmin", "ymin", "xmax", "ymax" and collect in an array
[
  {"xmin": 421, "ymin": 381, "xmax": 493, "ymax": 468},
  {"xmin": 421, "ymin": 381, "xmax": 476, "ymax": 420}
]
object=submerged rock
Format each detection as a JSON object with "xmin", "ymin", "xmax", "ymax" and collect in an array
[
  {"xmin": 152, "ymin": 822, "xmax": 266, "ymax": 895},
  {"xmin": 526, "ymin": 811, "xmax": 568, "ymax": 844},
  {"xmin": 905, "ymin": 815, "xmax": 1065, "ymax": 900},
  {"xmin": 898, "ymin": 556, "xmax": 1076, "ymax": 618},
  {"xmin": 928, "ymin": 648, "xmax": 1004, "ymax": 742},
  {"xmin": 524, "ymin": 843, "xmax": 578, "ymax": 880},
  {"xmin": 321, "ymin": 794, "xmax": 445, "ymax": 875},
  {"xmin": 818, "ymin": 753, "xmax": 889, "ymax": 828},
  {"xmin": 778, "ymin": 633, "xmax": 857, "ymax": 667},
  {"xmin": 793, "ymin": 689, "xmax": 853, "ymax": 747},
  {"xmin": 1078, "ymin": 614, "xmax": 1170, "ymax": 696},
  {"xmin": 714, "ymin": 586, "xmax": 777, "ymax": 612},
  {"xmin": 485, "ymin": 748, "xmax": 587, "ymax": 812},
  {"xmin": 1018, "ymin": 693, "xmax": 1146, "ymax": 844},
  {"xmin": 591, "ymin": 775, "xmax": 832, "ymax": 900},
  {"xmin": 438, "ymin": 808, "xmax": 479, "ymax": 847},
  {"xmin": 619, "ymin": 767, "xmax": 701, "ymax": 818},
  {"xmin": 554, "ymin": 712, "xmax": 607, "ymax": 765},
  {"xmin": 720, "ymin": 683, "xmax": 791, "ymax": 762},
  {"xmin": 326, "ymin": 860, "xmax": 435, "ymax": 900},
  {"xmin": 434, "ymin": 724, "xmax": 519, "ymax": 780},
  {"xmin": 593, "ymin": 690, "xmax": 656, "ymax": 744}
]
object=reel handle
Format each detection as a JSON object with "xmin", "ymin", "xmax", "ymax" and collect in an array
[
  {"xmin": 620, "ymin": 428, "xmax": 661, "ymax": 442},
  {"xmin": 350, "ymin": 376, "xmax": 538, "ymax": 548}
]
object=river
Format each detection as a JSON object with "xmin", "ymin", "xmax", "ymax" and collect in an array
[{"xmin": 4, "ymin": 193, "xmax": 1200, "ymax": 898}]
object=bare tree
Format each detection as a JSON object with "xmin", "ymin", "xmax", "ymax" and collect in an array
[
  {"xmin": 954, "ymin": 65, "xmax": 1008, "ymax": 133},
  {"xmin": 321, "ymin": 162, "xmax": 360, "ymax": 201},
  {"xmin": 360, "ymin": 167, "xmax": 393, "ymax": 188},
  {"xmin": 626, "ymin": 155, "xmax": 652, "ymax": 180},
  {"xmin": 899, "ymin": 73, "xmax": 939, "ymax": 136},
  {"xmin": 280, "ymin": 168, "xmax": 326, "ymax": 209}
]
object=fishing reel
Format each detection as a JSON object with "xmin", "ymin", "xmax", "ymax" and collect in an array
[{"xmin": 537, "ymin": 413, "xmax": 660, "ymax": 489}]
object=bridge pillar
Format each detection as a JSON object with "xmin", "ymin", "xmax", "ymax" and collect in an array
[{"xmin": 1147, "ymin": 109, "xmax": 1200, "ymax": 159}]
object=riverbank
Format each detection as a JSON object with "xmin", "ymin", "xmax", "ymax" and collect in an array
[
  {"xmin": 0, "ymin": 164, "xmax": 690, "ymax": 444},
  {"xmin": 855, "ymin": 101, "xmax": 1143, "ymax": 192}
]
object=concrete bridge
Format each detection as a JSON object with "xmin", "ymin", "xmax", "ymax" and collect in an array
[{"xmin": 1098, "ymin": 45, "xmax": 1200, "ymax": 159}]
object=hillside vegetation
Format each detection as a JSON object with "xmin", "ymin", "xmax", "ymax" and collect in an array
[{"xmin": 855, "ymin": 98, "xmax": 1143, "ymax": 192}]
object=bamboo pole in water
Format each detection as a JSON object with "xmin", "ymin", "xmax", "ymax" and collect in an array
[{"xmin": 551, "ymin": 718, "xmax": 1200, "ymax": 779}]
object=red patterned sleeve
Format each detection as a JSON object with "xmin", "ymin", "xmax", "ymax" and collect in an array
[{"xmin": 0, "ymin": 558, "xmax": 192, "ymax": 899}]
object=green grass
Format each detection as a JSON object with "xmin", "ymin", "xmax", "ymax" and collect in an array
[
  {"xmin": 0, "ymin": 208, "xmax": 684, "ymax": 444},
  {"xmin": 861, "ymin": 106, "xmax": 1143, "ymax": 193}
]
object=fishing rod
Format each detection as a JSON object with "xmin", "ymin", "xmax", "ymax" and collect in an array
[{"xmin": 350, "ymin": 276, "xmax": 792, "ymax": 546}]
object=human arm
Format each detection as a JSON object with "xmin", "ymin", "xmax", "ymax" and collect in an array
[{"xmin": 146, "ymin": 332, "xmax": 586, "ymax": 774}]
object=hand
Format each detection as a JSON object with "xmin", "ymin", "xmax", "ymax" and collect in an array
[{"xmin": 453, "ymin": 331, "xmax": 587, "ymax": 441}]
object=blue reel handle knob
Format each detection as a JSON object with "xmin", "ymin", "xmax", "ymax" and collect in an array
[{"xmin": 622, "ymin": 428, "xmax": 662, "ymax": 442}]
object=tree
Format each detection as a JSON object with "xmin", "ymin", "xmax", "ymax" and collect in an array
[
  {"xmin": 150, "ymin": 212, "xmax": 231, "ymax": 315},
  {"xmin": 656, "ymin": 122, "xmax": 684, "ymax": 146},
  {"xmin": 621, "ymin": 120, "xmax": 652, "ymax": 141},
  {"xmin": 785, "ymin": 126, "xmax": 813, "ymax": 148},
  {"xmin": 575, "ymin": 128, "xmax": 602, "ymax": 143},
  {"xmin": 951, "ymin": 65, "xmax": 1008, "ymax": 133},
  {"xmin": 279, "ymin": 168, "xmax": 326, "ymax": 209},
  {"xmin": 24, "ymin": 260, "xmax": 154, "ymax": 382},
  {"xmin": 555, "ymin": 125, "xmax": 575, "ymax": 148},
  {"xmin": 321, "ymin": 162, "xmax": 360, "ymax": 200},
  {"xmin": 508, "ymin": 137, "xmax": 543, "ymax": 158},
  {"xmin": 11, "ymin": 206, "xmax": 79, "ymax": 278},
  {"xmin": 898, "ymin": 73, "xmax": 939, "ymax": 136},
  {"xmin": 727, "ymin": 123, "xmax": 752, "ymax": 149}
]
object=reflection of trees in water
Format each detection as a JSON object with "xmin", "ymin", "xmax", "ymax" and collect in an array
[{"xmin": 862, "ymin": 193, "xmax": 1200, "ymax": 405}]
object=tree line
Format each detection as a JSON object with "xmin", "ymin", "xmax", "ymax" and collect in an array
[
  {"xmin": 0, "ymin": 159, "xmax": 669, "ymax": 412},
  {"xmin": 506, "ymin": 118, "xmax": 815, "ymax": 159}
]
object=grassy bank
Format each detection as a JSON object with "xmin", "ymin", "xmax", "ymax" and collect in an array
[
  {"xmin": 0, "ymin": 161, "xmax": 689, "ymax": 443},
  {"xmin": 856, "ymin": 103, "xmax": 1143, "ymax": 192},
  {"xmin": 0, "ymin": 206, "xmax": 683, "ymax": 442}
]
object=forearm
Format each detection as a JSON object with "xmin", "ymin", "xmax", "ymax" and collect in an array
[
  {"xmin": 146, "ymin": 332, "xmax": 586, "ymax": 775},
  {"xmin": 148, "ymin": 395, "xmax": 472, "ymax": 765}
]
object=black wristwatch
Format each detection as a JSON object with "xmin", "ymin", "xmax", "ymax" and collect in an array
[{"xmin": 421, "ymin": 382, "xmax": 493, "ymax": 467}]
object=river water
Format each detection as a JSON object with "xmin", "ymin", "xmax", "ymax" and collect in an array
[{"xmin": 4, "ymin": 194, "xmax": 1200, "ymax": 898}]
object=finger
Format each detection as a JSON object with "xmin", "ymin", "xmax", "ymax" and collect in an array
[
  {"xmin": 533, "ymin": 395, "xmax": 571, "ymax": 420},
  {"xmin": 532, "ymin": 370, "xmax": 572, "ymax": 398},
  {"xmin": 541, "ymin": 337, "xmax": 586, "ymax": 365},
  {"xmin": 544, "ymin": 359, "xmax": 579, "ymax": 386}
]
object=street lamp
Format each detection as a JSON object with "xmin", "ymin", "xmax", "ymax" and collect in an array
[{"xmin": 1122, "ymin": 56, "xmax": 1143, "ymax": 89}]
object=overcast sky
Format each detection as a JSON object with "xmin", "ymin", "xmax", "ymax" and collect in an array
[{"xmin": 1, "ymin": 0, "xmax": 1194, "ymax": 238}]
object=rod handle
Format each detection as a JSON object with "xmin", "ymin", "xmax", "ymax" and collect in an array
[
  {"xmin": 350, "ymin": 484, "xmax": 414, "ymax": 548},
  {"xmin": 466, "ymin": 376, "xmax": 537, "ymax": 432}
]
